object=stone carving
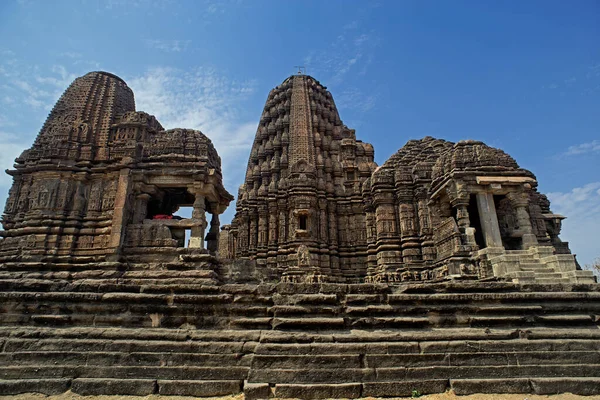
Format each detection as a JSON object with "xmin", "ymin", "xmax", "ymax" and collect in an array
[
  {"xmin": 297, "ymin": 244, "xmax": 310, "ymax": 266},
  {"xmin": 0, "ymin": 71, "xmax": 233, "ymax": 264},
  {"xmin": 216, "ymin": 75, "xmax": 593, "ymax": 285},
  {"xmin": 222, "ymin": 74, "xmax": 377, "ymax": 282}
]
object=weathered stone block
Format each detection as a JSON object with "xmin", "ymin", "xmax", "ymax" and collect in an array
[
  {"xmin": 158, "ymin": 379, "xmax": 242, "ymax": 396},
  {"xmin": 451, "ymin": 378, "xmax": 532, "ymax": 394},
  {"xmin": 244, "ymin": 382, "xmax": 271, "ymax": 399},
  {"xmin": 274, "ymin": 383, "xmax": 361, "ymax": 399},
  {"xmin": 71, "ymin": 378, "xmax": 155, "ymax": 395}
]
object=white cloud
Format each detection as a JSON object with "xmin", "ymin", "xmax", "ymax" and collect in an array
[
  {"xmin": 563, "ymin": 140, "xmax": 600, "ymax": 156},
  {"xmin": 547, "ymin": 182, "xmax": 600, "ymax": 268},
  {"xmin": 145, "ymin": 39, "xmax": 191, "ymax": 53},
  {"xmin": 127, "ymin": 67, "xmax": 258, "ymax": 209}
]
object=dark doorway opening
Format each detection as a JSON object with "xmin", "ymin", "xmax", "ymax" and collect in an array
[
  {"xmin": 468, "ymin": 195, "xmax": 485, "ymax": 249},
  {"xmin": 299, "ymin": 215, "xmax": 307, "ymax": 230}
]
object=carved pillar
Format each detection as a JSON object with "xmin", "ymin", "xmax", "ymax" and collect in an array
[
  {"xmin": 508, "ymin": 191, "xmax": 538, "ymax": 249},
  {"xmin": 190, "ymin": 194, "xmax": 207, "ymax": 249},
  {"xmin": 237, "ymin": 214, "xmax": 249, "ymax": 256},
  {"xmin": 449, "ymin": 184, "xmax": 477, "ymax": 248},
  {"xmin": 249, "ymin": 211, "xmax": 258, "ymax": 251},
  {"xmin": 109, "ymin": 168, "xmax": 131, "ymax": 250},
  {"xmin": 206, "ymin": 213, "xmax": 220, "ymax": 254},
  {"xmin": 278, "ymin": 207, "xmax": 287, "ymax": 244},
  {"xmin": 132, "ymin": 193, "xmax": 151, "ymax": 224},
  {"xmin": 327, "ymin": 200, "xmax": 338, "ymax": 248},
  {"xmin": 257, "ymin": 210, "xmax": 268, "ymax": 249},
  {"xmin": 476, "ymin": 192, "xmax": 503, "ymax": 248}
]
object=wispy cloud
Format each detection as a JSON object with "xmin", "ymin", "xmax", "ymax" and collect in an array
[
  {"xmin": 562, "ymin": 140, "xmax": 600, "ymax": 156},
  {"xmin": 302, "ymin": 21, "xmax": 379, "ymax": 128},
  {"xmin": 303, "ymin": 21, "xmax": 378, "ymax": 86},
  {"xmin": 548, "ymin": 182, "xmax": 600, "ymax": 268},
  {"xmin": 0, "ymin": 54, "xmax": 80, "ymax": 111},
  {"xmin": 145, "ymin": 39, "xmax": 191, "ymax": 53}
]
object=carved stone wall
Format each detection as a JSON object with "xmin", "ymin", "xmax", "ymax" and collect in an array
[{"xmin": 363, "ymin": 137, "xmax": 454, "ymax": 282}]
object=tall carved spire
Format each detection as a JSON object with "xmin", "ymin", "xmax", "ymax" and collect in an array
[
  {"xmin": 22, "ymin": 71, "xmax": 135, "ymax": 163},
  {"xmin": 227, "ymin": 74, "xmax": 377, "ymax": 282}
]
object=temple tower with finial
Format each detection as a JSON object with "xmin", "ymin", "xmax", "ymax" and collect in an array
[{"xmin": 223, "ymin": 74, "xmax": 377, "ymax": 282}]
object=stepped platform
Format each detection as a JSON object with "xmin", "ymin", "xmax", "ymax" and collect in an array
[{"xmin": 0, "ymin": 273, "xmax": 599, "ymax": 398}]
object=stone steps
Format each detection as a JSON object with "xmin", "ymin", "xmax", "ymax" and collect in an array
[
  {"xmin": 3, "ymin": 349, "xmax": 599, "ymax": 368},
  {"xmin": 0, "ymin": 281, "xmax": 598, "ymax": 397}
]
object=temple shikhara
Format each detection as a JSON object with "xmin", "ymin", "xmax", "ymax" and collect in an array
[{"xmin": 0, "ymin": 71, "xmax": 598, "ymax": 398}]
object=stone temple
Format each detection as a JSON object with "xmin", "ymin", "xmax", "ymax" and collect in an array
[
  {"xmin": 220, "ymin": 73, "xmax": 593, "ymax": 286},
  {"xmin": 0, "ymin": 71, "xmax": 598, "ymax": 398}
]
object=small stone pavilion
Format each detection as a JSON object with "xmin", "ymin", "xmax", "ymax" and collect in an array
[
  {"xmin": 0, "ymin": 71, "xmax": 233, "ymax": 267},
  {"xmin": 221, "ymin": 74, "xmax": 595, "ymax": 285}
]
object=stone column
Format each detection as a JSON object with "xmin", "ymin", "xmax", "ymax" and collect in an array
[
  {"xmin": 132, "ymin": 193, "xmax": 151, "ymax": 224},
  {"xmin": 109, "ymin": 168, "xmax": 131, "ymax": 249},
  {"xmin": 476, "ymin": 192, "xmax": 503, "ymax": 248},
  {"xmin": 189, "ymin": 194, "xmax": 207, "ymax": 249},
  {"xmin": 508, "ymin": 192, "xmax": 538, "ymax": 249},
  {"xmin": 450, "ymin": 195, "xmax": 477, "ymax": 247},
  {"xmin": 206, "ymin": 213, "xmax": 220, "ymax": 254}
]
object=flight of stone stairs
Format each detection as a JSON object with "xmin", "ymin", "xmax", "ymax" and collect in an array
[
  {"xmin": 487, "ymin": 247, "xmax": 596, "ymax": 284},
  {"xmin": 0, "ymin": 268, "xmax": 599, "ymax": 398}
]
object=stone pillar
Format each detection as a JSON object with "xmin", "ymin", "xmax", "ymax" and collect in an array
[
  {"xmin": 132, "ymin": 193, "xmax": 151, "ymax": 224},
  {"xmin": 109, "ymin": 168, "xmax": 131, "ymax": 249},
  {"xmin": 189, "ymin": 194, "xmax": 207, "ymax": 249},
  {"xmin": 451, "ymin": 198, "xmax": 476, "ymax": 247},
  {"xmin": 476, "ymin": 192, "xmax": 503, "ymax": 248},
  {"xmin": 206, "ymin": 213, "xmax": 220, "ymax": 254},
  {"xmin": 508, "ymin": 192, "xmax": 538, "ymax": 249}
]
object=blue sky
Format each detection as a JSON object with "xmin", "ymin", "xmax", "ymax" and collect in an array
[{"xmin": 0, "ymin": 0, "xmax": 598, "ymax": 266}]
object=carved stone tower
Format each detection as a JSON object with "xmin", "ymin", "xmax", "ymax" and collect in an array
[
  {"xmin": 0, "ymin": 71, "xmax": 232, "ymax": 266},
  {"xmin": 223, "ymin": 74, "xmax": 377, "ymax": 282}
]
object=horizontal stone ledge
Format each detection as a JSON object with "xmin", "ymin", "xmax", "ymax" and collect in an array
[
  {"xmin": 0, "ymin": 365, "xmax": 251, "ymax": 380},
  {"xmin": 366, "ymin": 350, "xmax": 600, "ymax": 367},
  {"xmin": 0, "ymin": 326, "xmax": 262, "ymax": 341},
  {"xmin": 362, "ymin": 379, "xmax": 449, "ymax": 397},
  {"xmin": 248, "ymin": 368, "xmax": 375, "ymax": 384},
  {"xmin": 255, "ymin": 342, "xmax": 420, "ymax": 354},
  {"xmin": 271, "ymin": 317, "xmax": 345, "ymax": 329},
  {"xmin": 4, "ymin": 339, "xmax": 250, "ymax": 354},
  {"xmin": 376, "ymin": 363, "xmax": 600, "ymax": 381},
  {"xmin": 0, "ymin": 351, "xmax": 255, "ymax": 367},
  {"xmin": 252, "ymin": 354, "xmax": 362, "ymax": 369}
]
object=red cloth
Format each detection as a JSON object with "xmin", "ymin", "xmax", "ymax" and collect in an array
[{"xmin": 152, "ymin": 214, "xmax": 173, "ymax": 220}]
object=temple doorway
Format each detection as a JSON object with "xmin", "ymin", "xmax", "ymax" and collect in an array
[{"xmin": 468, "ymin": 195, "xmax": 485, "ymax": 249}]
